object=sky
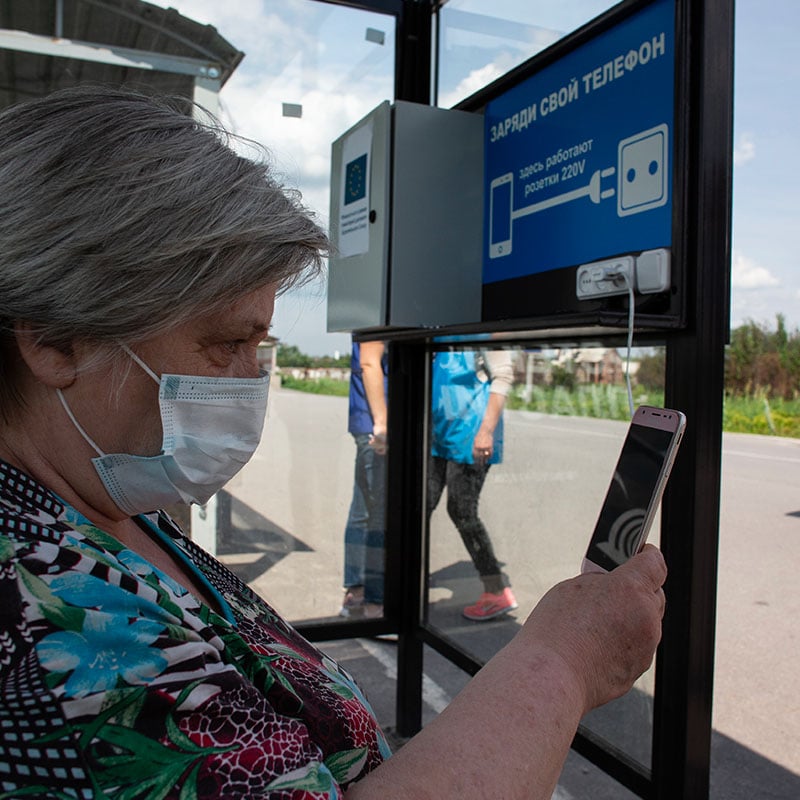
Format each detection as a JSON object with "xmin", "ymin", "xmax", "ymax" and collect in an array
[{"xmin": 161, "ymin": 0, "xmax": 800, "ymax": 355}]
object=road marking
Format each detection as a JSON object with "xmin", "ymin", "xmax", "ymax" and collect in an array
[
  {"xmin": 511, "ymin": 417, "xmax": 622, "ymax": 439},
  {"xmin": 725, "ymin": 449, "xmax": 800, "ymax": 464},
  {"xmin": 358, "ymin": 638, "xmax": 451, "ymax": 714}
]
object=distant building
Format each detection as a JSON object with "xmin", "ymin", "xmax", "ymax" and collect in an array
[
  {"xmin": 553, "ymin": 348, "xmax": 626, "ymax": 385},
  {"xmin": 257, "ymin": 338, "xmax": 279, "ymax": 373}
]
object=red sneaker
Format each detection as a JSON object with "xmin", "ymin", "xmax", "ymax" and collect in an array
[{"xmin": 462, "ymin": 588, "xmax": 518, "ymax": 621}]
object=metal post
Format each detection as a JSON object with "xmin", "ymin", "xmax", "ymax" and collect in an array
[
  {"xmin": 387, "ymin": 0, "xmax": 435, "ymax": 737},
  {"xmin": 55, "ymin": 0, "xmax": 64, "ymax": 39},
  {"xmin": 653, "ymin": 0, "xmax": 734, "ymax": 797},
  {"xmin": 388, "ymin": 340, "xmax": 429, "ymax": 736},
  {"xmin": 394, "ymin": 0, "xmax": 433, "ymax": 103}
]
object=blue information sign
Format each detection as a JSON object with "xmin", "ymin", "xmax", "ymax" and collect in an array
[{"xmin": 483, "ymin": 0, "xmax": 675, "ymax": 285}]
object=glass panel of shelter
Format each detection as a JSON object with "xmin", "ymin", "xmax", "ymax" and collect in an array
[
  {"xmin": 424, "ymin": 343, "xmax": 667, "ymax": 771},
  {"xmin": 214, "ymin": 0, "xmax": 638, "ymax": 632},
  {"xmin": 216, "ymin": 335, "xmax": 666, "ymax": 773},
  {"xmin": 209, "ymin": 0, "xmax": 396, "ymax": 623},
  {"xmin": 436, "ymin": 0, "xmax": 616, "ymax": 107},
  {"xmin": 206, "ymin": 0, "xmax": 672, "ymax": 779}
]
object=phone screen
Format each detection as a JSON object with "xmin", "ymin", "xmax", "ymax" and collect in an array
[
  {"xmin": 490, "ymin": 179, "xmax": 512, "ymax": 248},
  {"xmin": 585, "ymin": 424, "xmax": 675, "ymax": 571}
]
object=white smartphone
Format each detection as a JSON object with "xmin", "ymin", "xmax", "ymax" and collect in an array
[
  {"xmin": 581, "ymin": 405, "xmax": 686, "ymax": 573},
  {"xmin": 489, "ymin": 172, "xmax": 513, "ymax": 258}
]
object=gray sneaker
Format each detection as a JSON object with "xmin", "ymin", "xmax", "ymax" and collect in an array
[{"xmin": 339, "ymin": 586, "xmax": 365, "ymax": 617}]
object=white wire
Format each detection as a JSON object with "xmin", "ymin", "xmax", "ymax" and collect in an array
[
  {"xmin": 604, "ymin": 268, "xmax": 636, "ymax": 418},
  {"xmin": 624, "ymin": 277, "xmax": 635, "ymax": 418},
  {"xmin": 599, "ymin": 268, "xmax": 637, "ymax": 417}
]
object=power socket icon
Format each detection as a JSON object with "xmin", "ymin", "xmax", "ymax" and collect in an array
[
  {"xmin": 618, "ymin": 124, "xmax": 669, "ymax": 217},
  {"xmin": 576, "ymin": 256, "xmax": 634, "ymax": 299}
]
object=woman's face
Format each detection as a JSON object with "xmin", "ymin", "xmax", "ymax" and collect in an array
[
  {"xmin": 134, "ymin": 283, "xmax": 278, "ymax": 382},
  {"xmin": 72, "ymin": 283, "xmax": 278, "ymax": 461}
]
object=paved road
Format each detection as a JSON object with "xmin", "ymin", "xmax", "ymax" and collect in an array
[
  {"xmin": 216, "ymin": 387, "xmax": 800, "ymax": 798},
  {"xmin": 713, "ymin": 431, "xmax": 800, "ymax": 797}
]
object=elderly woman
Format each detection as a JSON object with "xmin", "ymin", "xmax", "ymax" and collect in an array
[{"xmin": 0, "ymin": 86, "xmax": 666, "ymax": 799}]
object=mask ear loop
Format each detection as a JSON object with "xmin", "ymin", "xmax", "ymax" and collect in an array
[
  {"xmin": 119, "ymin": 344, "xmax": 161, "ymax": 386},
  {"xmin": 58, "ymin": 345, "xmax": 161, "ymax": 458},
  {"xmin": 56, "ymin": 389, "xmax": 106, "ymax": 457}
]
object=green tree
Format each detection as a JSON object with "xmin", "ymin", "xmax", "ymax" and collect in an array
[
  {"xmin": 550, "ymin": 364, "xmax": 576, "ymax": 390},
  {"xmin": 276, "ymin": 344, "xmax": 350, "ymax": 370},
  {"xmin": 725, "ymin": 315, "xmax": 800, "ymax": 399},
  {"xmin": 781, "ymin": 335, "xmax": 800, "ymax": 392},
  {"xmin": 635, "ymin": 349, "xmax": 666, "ymax": 391},
  {"xmin": 314, "ymin": 353, "xmax": 350, "ymax": 368},
  {"xmin": 277, "ymin": 344, "xmax": 312, "ymax": 367}
]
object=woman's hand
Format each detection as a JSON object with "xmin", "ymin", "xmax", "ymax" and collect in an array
[
  {"xmin": 519, "ymin": 544, "xmax": 667, "ymax": 713},
  {"xmin": 347, "ymin": 546, "xmax": 667, "ymax": 800},
  {"xmin": 472, "ymin": 428, "xmax": 494, "ymax": 463}
]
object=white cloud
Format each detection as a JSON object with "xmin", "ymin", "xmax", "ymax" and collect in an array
[
  {"xmin": 163, "ymin": 0, "xmax": 274, "ymax": 49},
  {"xmin": 217, "ymin": 76, "xmax": 391, "ymax": 224},
  {"xmin": 731, "ymin": 251, "xmax": 779, "ymax": 289},
  {"xmin": 438, "ymin": 61, "xmax": 508, "ymax": 109},
  {"xmin": 147, "ymin": 1, "xmax": 397, "ymax": 356},
  {"xmin": 159, "ymin": 0, "xmax": 395, "ymax": 226},
  {"xmin": 734, "ymin": 132, "xmax": 755, "ymax": 166},
  {"xmin": 438, "ymin": 46, "xmax": 547, "ymax": 109}
]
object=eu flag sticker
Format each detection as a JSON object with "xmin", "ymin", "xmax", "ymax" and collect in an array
[{"xmin": 344, "ymin": 153, "xmax": 367, "ymax": 206}]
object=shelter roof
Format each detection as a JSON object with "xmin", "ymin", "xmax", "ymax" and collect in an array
[{"xmin": 0, "ymin": 0, "xmax": 243, "ymax": 106}]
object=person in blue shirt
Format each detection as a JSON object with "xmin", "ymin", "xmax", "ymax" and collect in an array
[
  {"xmin": 340, "ymin": 339, "xmax": 388, "ymax": 617},
  {"xmin": 428, "ymin": 349, "xmax": 518, "ymax": 621}
]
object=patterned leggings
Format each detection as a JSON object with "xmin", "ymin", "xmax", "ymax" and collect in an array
[{"xmin": 426, "ymin": 456, "xmax": 504, "ymax": 587}]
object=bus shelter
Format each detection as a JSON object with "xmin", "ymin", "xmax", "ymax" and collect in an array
[
  {"xmin": 303, "ymin": 2, "xmax": 733, "ymax": 799},
  {"xmin": 0, "ymin": 2, "xmax": 733, "ymax": 797}
]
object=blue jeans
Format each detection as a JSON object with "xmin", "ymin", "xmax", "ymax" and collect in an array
[{"xmin": 343, "ymin": 433, "xmax": 386, "ymax": 604}]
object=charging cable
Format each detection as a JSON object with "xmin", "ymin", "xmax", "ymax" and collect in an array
[{"xmin": 601, "ymin": 266, "xmax": 636, "ymax": 418}]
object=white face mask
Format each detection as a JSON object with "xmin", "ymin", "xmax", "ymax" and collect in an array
[{"xmin": 58, "ymin": 347, "xmax": 270, "ymax": 516}]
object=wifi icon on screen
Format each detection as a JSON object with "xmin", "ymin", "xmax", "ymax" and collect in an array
[{"xmin": 597, "ymin": 508, "xmax": 647, "ymax": 563}]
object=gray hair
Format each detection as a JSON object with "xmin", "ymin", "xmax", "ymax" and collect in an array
[{"xmin": 0, "ymin": 85, "xmax": 329, "ymax": 415}]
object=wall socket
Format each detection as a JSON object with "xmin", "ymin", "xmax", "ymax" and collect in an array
[
  {"xmin": 576, "ymin": 255, "xmax": 635, "ymax": 299},
  {"xmin": 636, "ymin": 248, "xmax": 671, "ymax": 294}
]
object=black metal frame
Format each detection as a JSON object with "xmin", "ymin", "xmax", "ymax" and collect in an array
[
  {"xmin": 296, "ymin": 1, "xmax": 734, "ymax": 797},
  {"xmin": 652, "ymin": 0, "xmax": 734, "ymax": 796}
]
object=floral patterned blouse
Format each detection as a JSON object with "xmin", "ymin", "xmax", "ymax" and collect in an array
[{"xmin": 0, "ymin": 459, "xmax": 390, "ymax": 798}]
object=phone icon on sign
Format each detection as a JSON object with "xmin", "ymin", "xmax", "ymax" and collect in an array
[{"xmin": 489, "ymin": 172, "xmax": 513, "ymax": 258}]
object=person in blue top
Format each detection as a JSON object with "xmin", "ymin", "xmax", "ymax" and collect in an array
[
  {"xmin": 340, "ymin": 339, "xmax": 389, "ymax": 617},
  {"xmin": 428, "ymin": 349, "xmax": 518, "ymax": 620}
]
